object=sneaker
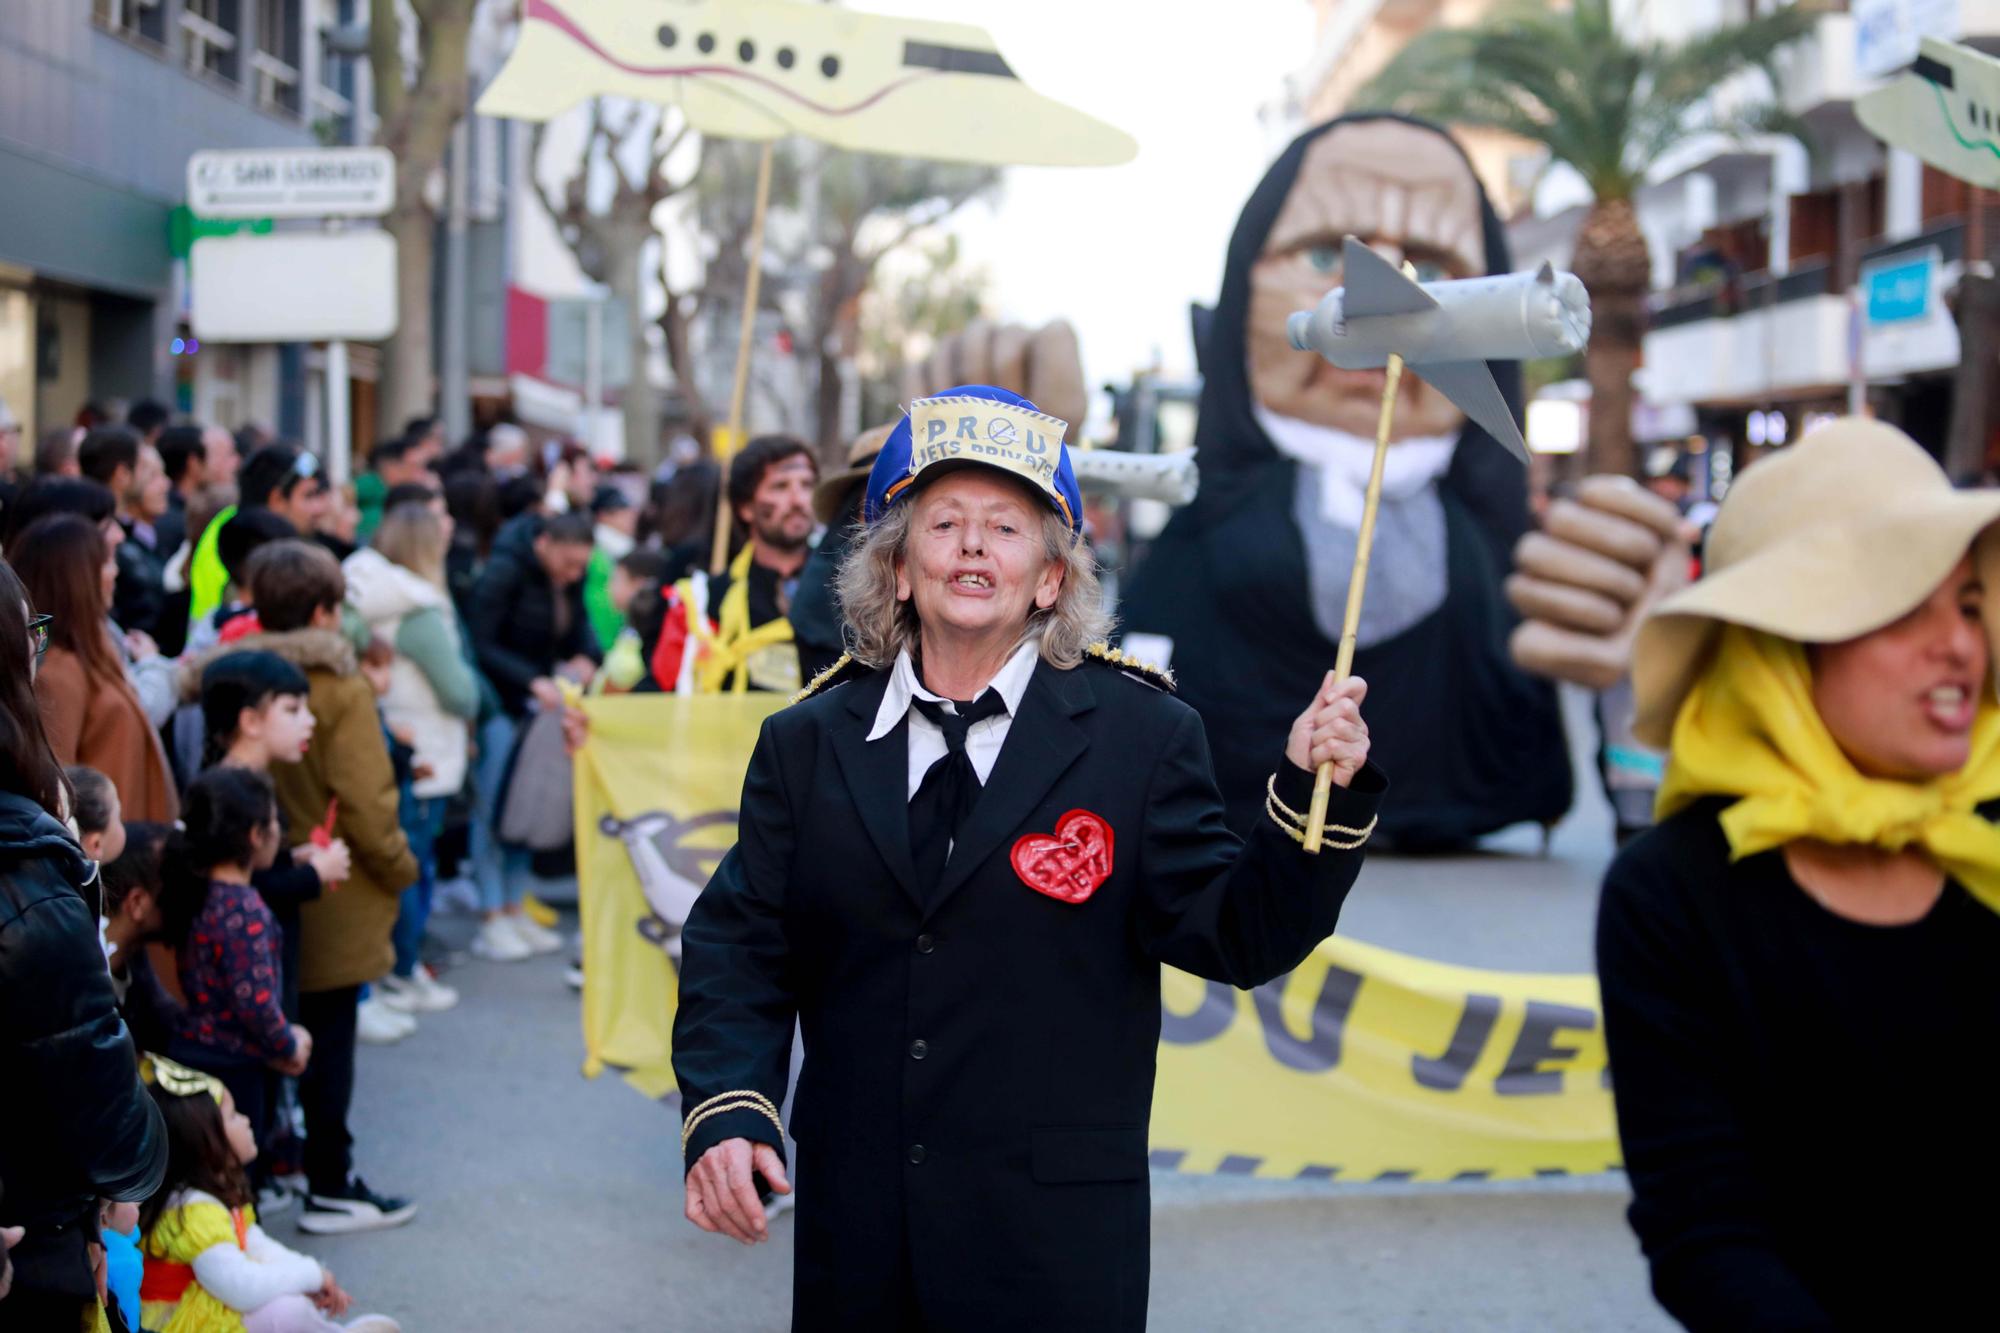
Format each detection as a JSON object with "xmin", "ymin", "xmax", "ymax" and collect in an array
[
  {"xmin": 522, "ymin": 893, "xmax": 559, "ymax": 928},
  {"xmin": 563, "ymin": 962, "xmax": 584, "ymax": 992},
  {"xmin": 433, "ymin": 876, "xmax": 480, "ymax": 915},
  {"xmin": 343, "ymin": 1318, "xmax": 402, "ymax": 1333},
  {"xmin": 504, "ymin": 912, "xmax": 563, "ymax": 956},
  {"xmin": 379, "ymin": 965, "xmax": 459, "ymax": 1013},
  {"xmin": 470, "ymin": 916, "xmax": 533, "ymax": 962},
  {"xmin": 256, "ymin": 1183, "xmax": 297, "ymax": 1216},
  {"xmin": 297, "ymin": 1177, "xmax": 417, "ymax": 1235},
  {"xmin": 374, "ymin": 976, "xmax": 421, "ymax": 1014},
  {"xmin": 356, "ymin": 996, "xmax": 417, "ymax": 1045}
]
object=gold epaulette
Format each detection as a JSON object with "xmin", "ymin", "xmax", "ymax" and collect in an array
[
  {"xmin": 790, "ymin": 652, "xmax": 860, "ymax": 705},
  {"xmin": 1084, "ymin": 641, "xmax": 1175, "ymax": 692}
]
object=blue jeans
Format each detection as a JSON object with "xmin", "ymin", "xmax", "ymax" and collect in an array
[
  {"xmin": 392, "ymin": 795, "xmax": 446, "ymax": 978},
  {"xmin": 472, "ymin": 712, "xmax": 524, "ymax": 914}
]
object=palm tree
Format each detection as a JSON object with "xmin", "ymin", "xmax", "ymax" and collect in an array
[{"xmin": 1357, "ymin": 0, "xmax": 1819, "ymax": 478}]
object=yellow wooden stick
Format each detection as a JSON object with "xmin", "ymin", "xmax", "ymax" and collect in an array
[
  {"xmin": 710, "ymin": 141, "xmax": 777, "ymax": 576},
  {"xmin": 1303, "ymin": 347, "xmax": 1404, "ymax": 852}
]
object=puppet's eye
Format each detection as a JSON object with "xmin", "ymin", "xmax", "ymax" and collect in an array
[{"xmin": 1305, "ymin": 244, "xmax": 1342, "ymax": 278}]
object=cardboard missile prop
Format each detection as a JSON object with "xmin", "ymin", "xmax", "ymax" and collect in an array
[
  {"xmin": 1287, "ymin": 237, "xmax": 1592, "ymax": 849},
  {"xmin": 480, "ymin": 0, "xmax": 1136, "ymax": 571},
  {"xmin": 479, "ymin": 0, "xmax": 1137, "ymax": 168},
  {"xmin": 1856, "ymin": 37, "xmax": 2000, "ymax": 191},
  {"xmin": 1287, "ymin": 236, "xmax": 1593, "ymax": 465},
  {"xmin": 1070, "ymin": 449, "xmax": 1199, "ymax": 506}
]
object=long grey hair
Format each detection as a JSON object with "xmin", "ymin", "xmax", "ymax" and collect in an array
[{"xmin": 835, "ymin": 499, "xmax": 1112, "ymax": 670}]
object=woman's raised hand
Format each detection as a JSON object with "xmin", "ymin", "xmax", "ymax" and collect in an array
[{"xmin": 1285, "ymin": 673, "xmax": 1370, "ymax": 788}]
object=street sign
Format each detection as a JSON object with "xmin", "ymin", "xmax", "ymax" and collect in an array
[
  {"xmin": 187, "ymin": 146, "xmax": 395, "ymax": 220},
  {"xmin": 189, "ymin": 231, "xmax": 398, "ymax": 341},
  {"xmin": 1862, "ymin": 247, "xmax": 1936, "ymax": 325}
]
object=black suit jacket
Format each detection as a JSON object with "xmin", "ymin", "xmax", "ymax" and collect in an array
[{"xmin": 673, "ymin": 655, "xmax": 1384, "ymax": 1331}]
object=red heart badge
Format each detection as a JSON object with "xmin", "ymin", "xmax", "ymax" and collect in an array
[{"xmin": 1010, "ymin": 809, "xmax": 1114, "ymax": 905}]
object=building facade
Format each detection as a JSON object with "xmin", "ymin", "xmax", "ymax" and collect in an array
[
  {"xmin": 1285, "ymin": 0, "xmax": 2000, "ymax": 479},
  {"xmin": 0, "ymin": 0, "xmax": 379, "ymax": 443}
]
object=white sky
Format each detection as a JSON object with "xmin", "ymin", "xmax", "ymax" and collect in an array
[{"xmin": 860, "ymin": 0, "xmax": 1316, "ymax": 395}]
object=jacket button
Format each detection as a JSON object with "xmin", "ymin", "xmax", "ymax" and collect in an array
[
  {"xmin": 908, "ymin": 1143, "xmax": 927, "ymax": 1165},
  {"xmin": 915, "ymin": 933, "xmax": 935, "ymax": 954},
  {"xmin": 909, "ymin": 1038, "xmax": 928, "ymax": 1060}
]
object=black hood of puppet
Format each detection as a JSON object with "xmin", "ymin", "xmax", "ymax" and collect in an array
[
  {"xmin": 1120, "ymin": 113, "xmax": 1571, "ymax": 850},
  {"xmin": 1188, "ymin": 111, "xmax": 1530, "ymax": 566}
]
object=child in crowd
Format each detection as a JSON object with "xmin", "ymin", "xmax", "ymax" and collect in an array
[
  {"xmin": 184, "ymin": 509, "xmax": 298, "ymax": 654},
  {"xmin": 102, "ymin": 820, "xmax": 180, "ymax": 1054},
  {"xmin": 161, "ymin": 767, "xmax": 312, "ymax": 1183},
  {"xmin": 64, "ymin": 764, "xmax": 126, "ymax": 865},
  {"xmin": 238, "ymin": 540, "xmax": 418, "ymax": 1234},
  {"xmin": 595, "ymin": 550, "xmax": 672, "ymax": 693},
  {"xmin": 137, "ymin": 1055, "xmax": 400, "ymax": 1333},
  {"xmin": 199, "ymin": 651, "xmax": 351, "ymax": 1024}
]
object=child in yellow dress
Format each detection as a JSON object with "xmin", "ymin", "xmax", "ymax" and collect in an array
[{"xmin": 136, "ymin": 1056, "xmax": 401, "ymax": 1333}]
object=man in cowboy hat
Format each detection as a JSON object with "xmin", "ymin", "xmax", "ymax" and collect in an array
[{"xmin": 671, "ymin": 383, "xmax": 1382, "ymax": 1330}]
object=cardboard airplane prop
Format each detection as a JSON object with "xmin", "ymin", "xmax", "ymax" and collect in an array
[
  {"xmin": 479, "ymin": 0, "xmax": 1137, "ymax": 167},
  {"xmin": 480, "ymin": 0, "xmax": 1137, "ymax": 570},
  {"xmin": 1286, "ymin": 236, "xmax": 1593, "ymax": 465},
  {"xmin": 1857, "ymin": 36, "xmax": 2000, "ymax": 191}
]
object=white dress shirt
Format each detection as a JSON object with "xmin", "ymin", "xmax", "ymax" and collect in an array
[{"xmin": 868, "ymin": 638, "xmax": 1043, "ymax": 800}]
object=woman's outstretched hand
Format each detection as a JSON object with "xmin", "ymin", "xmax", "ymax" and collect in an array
[
  {"xmin": 1285, "ymin": 673, "xmax": 1370, "ymax": 788},
  {"xmin": 687, "ymin": 1137, "xmax": 791, "ymax": 1245}
]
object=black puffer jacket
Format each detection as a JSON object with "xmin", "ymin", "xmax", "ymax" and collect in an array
[
  {"xmin": 0, "ymin": 788, "xmax": 166, "ymax": 1299},
  {"xmin": 465, "ymin": 513, "xmax": 597, "ymax": 716}
]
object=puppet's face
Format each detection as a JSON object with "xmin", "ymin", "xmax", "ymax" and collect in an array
[{"xmin": 1247, "ymin": 121, "xmax": 1486, "ymax": 440}]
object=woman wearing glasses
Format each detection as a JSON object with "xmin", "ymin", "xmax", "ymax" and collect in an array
[
  {"xmin": 10, "ymin": 512, "xmax": 179, "ymax": 822},
  {"xmin": 0, "ymin": 555, "xmax": 167, "ymax": 1324}
]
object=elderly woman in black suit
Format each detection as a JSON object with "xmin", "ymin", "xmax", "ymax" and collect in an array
[{"xmin": 670, "ymin": 384, "xmax": 1385, "ymax": 1331}]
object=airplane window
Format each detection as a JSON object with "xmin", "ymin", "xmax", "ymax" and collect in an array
[
  {"xmin": 777, "ymin": 47, "xmax": 795, "ymax": 70},
  {"xmin": 822, "ymin": 54, "xmax": 840, "ymax": 78},
  {"xmin": 1970, "ymin": 98, "xmax": 1979, "ymax": 124},
  {"xmin": 739, "ymin": 39, "xmax": 755, "ymax": 63},
  {"xmin": 656, "ymin": 24, "xmax": 676, "ymax": 49},
  {"xmin": 697, "ymin": 32, "xmax": 715, "ymax": 55}
]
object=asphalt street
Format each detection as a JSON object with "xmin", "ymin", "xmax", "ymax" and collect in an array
[{"xmin": 302, "ymin": 687, "xmax": 1674, "ymax": 1331}]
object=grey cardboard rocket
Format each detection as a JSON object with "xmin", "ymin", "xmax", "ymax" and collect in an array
[{"xmin": 1287, "ymin": 235, "xmax": 1593, "ymax": 463}]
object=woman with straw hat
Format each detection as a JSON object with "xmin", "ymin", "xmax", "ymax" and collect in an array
[{"xmin": 1599, "ymin": 417, "xmax": 2000, "ymax": 1329}]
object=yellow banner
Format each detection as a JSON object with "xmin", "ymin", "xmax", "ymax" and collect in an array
[{"xmin": 574, "ymin": 695, "xmax": 1620, "ymax": 1178}]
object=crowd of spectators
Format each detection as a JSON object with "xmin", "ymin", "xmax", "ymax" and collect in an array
[{"xmin": 0, "ymin": 393, "xmax": 837, "ymax": 1330}]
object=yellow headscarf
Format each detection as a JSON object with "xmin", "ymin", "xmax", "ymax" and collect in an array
[{"xmin": 1656, "ymin": 623, "xmax": 2000, "ymax": 913}]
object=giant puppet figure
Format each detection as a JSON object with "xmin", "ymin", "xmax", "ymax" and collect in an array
[{"xmin": 1121, "ymin": 114, "xmax": 1572, "ymax": 847}]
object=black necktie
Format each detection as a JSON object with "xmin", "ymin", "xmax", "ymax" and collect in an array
[{"xmin": 909, "ymin": 691, "xmax": 1010, "ymax": 897}]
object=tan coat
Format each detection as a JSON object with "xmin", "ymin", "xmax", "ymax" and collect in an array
[
  {"xmin": 184, "ymin": 628, "xmax": 418, "ymax": 993},
  {"xmin": 35, "ymin": 643, "xmax": 179, "ymax": 822}
]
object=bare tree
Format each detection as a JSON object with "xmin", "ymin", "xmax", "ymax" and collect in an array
[
  {"xmin": 369, "ymin": 0, "xmax": 476, "ymax": 439},
  {"xmin": 806, "ymin": 151, "xmax": 1001, "ymax": 457},
  {"xmin": 528, "ymin": 100, "xmax": 699, "ymax": 469}
]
